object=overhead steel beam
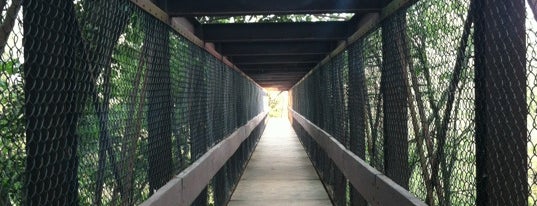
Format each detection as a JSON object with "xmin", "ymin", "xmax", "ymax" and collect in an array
[
  {"xmin": 252, "ymin": 78, "xmax": 305, "ymax": 84},
  {"xmin": 251, "ymin": 76, "xmax": 304, "ymax": 81},
  {"xmin": 203, "ymin": 22, "xmax": 350, "ymax": 42},
  {"xmin": 239, "ymin": 63, "xmax": 316, "ymax": 69},
  {"xmin": 255, "ymin": 81, "xmax": 301, "ymax": 88},
  {"xmin": 162, "ymin": 0, "xmax": 382, "ymax": 16},
  {"xmin": 244, "ymin": 71, "xmax": 308, "ymax": 76},
  {"xmin": 236, "ymin": 61, "xmax": 319, "ymax": 66},
  {"xmin": 241, "ymin": 69, "xmax": 311, "ymax": 74},
  {"xmin": 259, "ymin": 86, "xmax": 293, "ymax": 90},
  {"xmin": 231, "ymin": 55, "xmax": 324, "ymax": 65},
  {"xmin": 258, "ymin": 83, "xmax": 297, "ymax": 90},
  {"xmin": 257, "ymin": 80, "xmax": 301, "ymax": 84},
  {"xmin": 258, "ymin": 81, "xmax": 297, "ymax": 85},
  {"xmin": 242, "ymin": 69, "xmax": 311, "ymax": 75},
  {"xmin": 221, "ymin": 42, "xmax": 336, "ymax": 56},
  {"xmin": 239, "ymin": 63, "xmax": 316, "ymax": 71}
]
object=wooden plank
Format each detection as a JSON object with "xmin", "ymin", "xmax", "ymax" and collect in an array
[
  {"xmin": 291, "ymin": 110, "xmax": 426, "ymax": 206},
  {"xmin": 131, "ymin": 0, "xmax": 169, "ymax": 22},
  {"xmin": 228, "ymin": 119, "xmax": 332, "ymax": 206},
  {"xmin": 140, "ymin": 112, "xmax": 268, "ymax": 206}
]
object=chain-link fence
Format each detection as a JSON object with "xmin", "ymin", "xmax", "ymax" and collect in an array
[
  {"xmin": 291, "ymin": 0, "xmax": 535, "ymax": 205},
  {"xmin": 0, "ymin": 0, "xmax": 264, "ymax": 205},
  {"xmin": 528, "ymin": 1, "xmax": 537, "ymax": 204},
  {"xmin": 210, "ymin": 118, "xmax": 266, "ymax": 206}
]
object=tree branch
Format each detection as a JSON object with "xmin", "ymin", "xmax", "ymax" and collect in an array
[
  {"xmin": 405, "ymin": 67, "xmax": 435, "ymax": 204},
  {"xmin": 0, "ymin": 0, "xmax": 21, "ymax": 53},
  {"xmin": 441, "ymin": 77, "xmax": 464, "ymax": 205},
  {"xmin": 89, "ymin": 1, "xmax": 133, "ymax": 204},
  {"xmin": 407, "ymin": 33, "xmax": 445, "ymax": 205},
  {"xmin": 431, "ymin": 2, "xmax": 474, "ymax": 202},
  {"xmin": 120, "ymin": 42, "xmax": 149, "ymax": 206},
  {"xmin": 396, "ymin": 19, "xmax": 444, "ymax": 203},
  {"xmin": 414, "ymin": 36, "xmax": 443, "ymax": 141}
]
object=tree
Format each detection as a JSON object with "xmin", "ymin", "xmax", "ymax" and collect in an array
[
  {"xmin": 197, "ymin": 13, "xmax": 354, "ymax": 24},
  {"xmin": 74, "ymin": 1, "xmax": 134, "ymax": 205},
  {"xmin": 403, "ymin": 0, "xmax": 475, "ymax": 204},
  {"xmin": 0, "ymin": 0, "xmax": 21, "ymax": 54}
]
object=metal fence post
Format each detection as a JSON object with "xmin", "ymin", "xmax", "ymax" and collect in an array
[
  {"xmin": 474, "ymin": 0, "xmax": 527, "ymax": 205},
  {"xmin": 146, "ymin": 18, "xmax": 174, "ymax": 193},
  {"xmin": 348, "ymin": 42, "xmax": 368, "ymax": 206},
  {"xmin": 23, "ymin": 1, "xmax": 86, "ymax": 204},
  {"xmin": 380, "ymin": 11, "xmax": 410, "ymax": 189},
  {"xmin": 190, "ymin": 47, "xmax": 209, "ymax": 206}
]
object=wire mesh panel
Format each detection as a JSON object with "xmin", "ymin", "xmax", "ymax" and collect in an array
[
  {"xmin": 0, "ymin": 0, "xmax": 25, "ymax": 205},
  {"xmin": 404, "ymin": 1, "xmax": 476, "ymax": 204},
  {"xmin": 474, "ymin": 0, "xmax": 527, "ymax": 205},
  {"xmin": 528, "ymin": 1, "xmax": 537, "ymax": 204},
  {"xmin": 0, "ymin": 0, "xmax": 264, "ymax": 205},
  {"xmin": 291, "ymin": 0, "xmax": 534, "ymax": 205},
  {"xmin": 291, "ymin": 50, "xmax": 350, "ymax": 205},
  {"xmin": 212, "ymin": 117, "xmax": 267, "ymax": 205},
  {"xmin": 362, "ymin": 30, "xmax": 385, "ymax": 173}
]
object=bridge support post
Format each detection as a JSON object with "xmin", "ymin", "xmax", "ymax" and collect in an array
[
  {"xmin": 331, "ymin": 57, "xmax": 348, "ymax": 206},
  {"xmin": 474, "ymin": 0, "xmax": 527, "ymax": 205},
  {"xmin": 23, "ymin": 1, "xmax": 83, "ymax": 204},
  {"xmin": 380, "ymin": 11, "xmax": 410, "ymax": 189},
  {"xmin": 347, "ymin": 41, "xmax": 369, "ymax": 206},
  {"xmin": 145, "ymin": 15, "xmax": 175, "ymax": 194}
]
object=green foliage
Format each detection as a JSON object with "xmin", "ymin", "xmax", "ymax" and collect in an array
[
  {"xmin": 268, "ymin": 91, "xmax": 286, "ymax": 118},
  {"xmin": 74, "ymin": 2, "xmax": 152, "ymax": 205},
  {"xmin": 0, "ymin": 58, "xmax": 24, "ymax": 206},
  {"xmin": 362, "ymin": 30, "xmax": 385, "ymax": 171},
  {"xmin": 1, "ymin": 0, "xmax": 535, "ymax": 205},
  {"xmin": 197, "ymin": 13, "xmax": 353, "ymax": 24},
  {"xmin": 405, "ymin": 0, "xmax": 476, "ymax": 204}
]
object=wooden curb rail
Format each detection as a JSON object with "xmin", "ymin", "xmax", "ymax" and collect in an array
[
  {"xmin": 290, "ymin": 109, "xmax": 426, "ymax": 206},
  {"xmin": 140, "ymin": 112, "xmax": 268, "ymax": 206}
]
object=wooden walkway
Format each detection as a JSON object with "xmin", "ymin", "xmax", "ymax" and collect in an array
[{"xmin": 228, "ymin": 118, "xmax": 332, "ymax": 206}]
